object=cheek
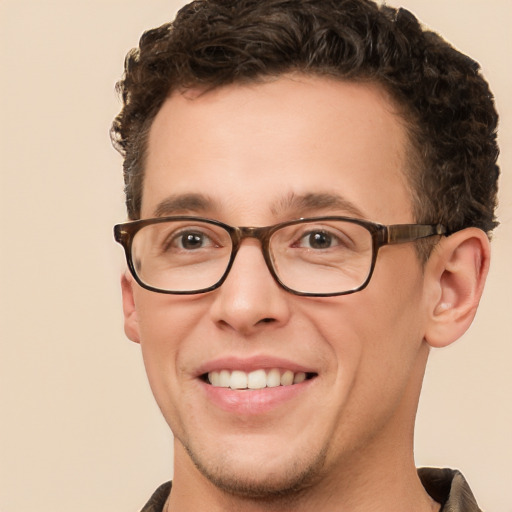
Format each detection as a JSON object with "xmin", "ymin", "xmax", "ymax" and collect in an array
[
  {"xmin": 352, "ymin": 253, "xmax": 427, "ymax": 389},
  {"xmin": 302, "ymin": 249, "xmax": 426, "ymax": 394},
  {"xmin": 135, "ymin": 291, "xmax": 206, "ymax": 344},
  {"xmin": 133, "ymin": 292, "xmax": 204, "ymax": 403},
  {"xmin": 136, "ymin": 296, "xmax": 177, "ymax": 357}
]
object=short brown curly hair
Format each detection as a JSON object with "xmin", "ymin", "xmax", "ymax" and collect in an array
[{"xmin": 111, "ymin": 0, "xmax": 499, "ymax": 246}]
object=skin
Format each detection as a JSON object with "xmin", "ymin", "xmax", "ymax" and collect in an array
[{"xmin": 121, "ymin": 75, "xmax": 490, "ymax": 511}]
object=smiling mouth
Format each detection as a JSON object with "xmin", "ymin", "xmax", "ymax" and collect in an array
[{"xmin": 202, "ymin": 369, "xmax": 317, "ymax": 390}]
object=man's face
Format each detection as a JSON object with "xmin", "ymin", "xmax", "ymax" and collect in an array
[{"xmin": 123, "ymin": 76, "xmax": 431, "ymax": 496}]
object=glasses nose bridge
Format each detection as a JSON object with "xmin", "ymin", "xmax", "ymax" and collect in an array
[
  {"xmin": 236, "ymin": 225, "xmax": 270, "ymax": 243},
  {"xmin": 229, "ymin": 225, "xmax": 275, "ymax": 273},
  {"xmin": 233, "ymin": 225, "xmax": 274, "ymax": 253}
]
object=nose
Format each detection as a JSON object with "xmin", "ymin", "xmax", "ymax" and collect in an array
[{"xmin": 208, "ymin": 240, "xmax": 292, "ymax": 336}]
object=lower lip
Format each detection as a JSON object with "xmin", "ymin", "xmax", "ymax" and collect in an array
[{"xmin": 200, "ymin": 379, "xmax": 314, "ymax": 415}]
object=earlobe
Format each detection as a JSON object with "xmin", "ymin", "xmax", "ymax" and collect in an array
[
  {"xmin": 121, "ymin": 272, "xmax": 141, "ymax": 344},
  {"xmin": 424, "ymin": 228, "xmax": 490, "ymax": 348}
]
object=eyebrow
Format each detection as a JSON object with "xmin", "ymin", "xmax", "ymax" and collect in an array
[
  {"xmin": 152, "ymin": 193, "xmax": 216, "ymax": 217},
  {"xmin": 271, "ymin": 192, "xmax": 368, "ymax": 219}
]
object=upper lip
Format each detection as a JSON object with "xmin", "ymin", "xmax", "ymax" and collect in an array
[{"xmin": 195, "ymin": 355, "xmax": 316, "ymax": 377}]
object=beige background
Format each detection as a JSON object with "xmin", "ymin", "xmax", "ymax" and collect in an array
[{"xmin": 0, "ymin": 1, "xmax": 510, "ymax": 511}]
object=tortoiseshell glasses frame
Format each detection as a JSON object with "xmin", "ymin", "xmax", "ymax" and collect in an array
[{"xmin": 114, "ymin": 216, "xmax": 446, "ymax": 297}]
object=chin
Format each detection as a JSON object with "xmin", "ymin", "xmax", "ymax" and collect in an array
[{"xmin": 183, "ymin": 438, "xmax": 328, "ymax": 499}]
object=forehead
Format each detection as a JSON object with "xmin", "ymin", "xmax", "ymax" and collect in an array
[{"xmin": 143, "ymin": 75, "xmax": 414, "ymax": 224}]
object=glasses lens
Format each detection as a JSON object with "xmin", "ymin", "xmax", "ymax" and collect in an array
[
  {"xmin": 269, "ymin": 220, "xmax": 373, "ymax": 294},
  {"xmin": 131, "ymin": 220, "xmax": 232, "ymax": 292}
]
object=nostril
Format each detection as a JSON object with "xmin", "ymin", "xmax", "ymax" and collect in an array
[{"xmin": 260, "ymin": 318, "xmax": 275, "ymax": 324}]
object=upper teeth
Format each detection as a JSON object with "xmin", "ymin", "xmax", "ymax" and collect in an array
[{"xmin": 208, "ymin": 369, "xmax": 307, "ymax": 390}]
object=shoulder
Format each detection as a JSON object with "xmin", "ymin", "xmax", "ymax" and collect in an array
[
  {"xmin": 418, "ymin": 468, "xmax": 482, "ymax": 512},
  {"xmin": 139, "ymin": 481, "xmax": 172, "ymax": 512}
]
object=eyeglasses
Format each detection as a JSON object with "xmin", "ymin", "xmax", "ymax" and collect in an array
[{"xmin": 114, "ymin": 216, "xmax": 446, "ymax": 297}]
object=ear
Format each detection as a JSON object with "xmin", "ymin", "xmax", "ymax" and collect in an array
[
  {"xmin": 424, "ymin": 228, "xmax": 490, "ymax": 348},
  {"xmin": 121, "ymin": 272, "xmax": 141, "ymax": 344}
]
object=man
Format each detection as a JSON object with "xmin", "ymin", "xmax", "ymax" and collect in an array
[{"xmin": 111, "ymin": 0, "xmax": 499, "ymax": 510}]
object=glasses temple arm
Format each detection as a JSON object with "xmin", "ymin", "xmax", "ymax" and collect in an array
[{"xmin": 385, "ymin": 224, "xmax": 447, "ymax": 245}]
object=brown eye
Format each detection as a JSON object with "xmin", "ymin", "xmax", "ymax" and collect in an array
[
  {"xmin": 296, "ymin": 229, "xmax": 339, "ymax": 250},
  {"xmin": 164, "ymin": 229, "xmax": 217, "ymax": 252},
  {"xmin": 179, "ymin": 232, "xmax": 207, "ymax": 250},
  {"xmin": 306, "ymin": 231, "xmax": 333, "ymax": 249}
]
